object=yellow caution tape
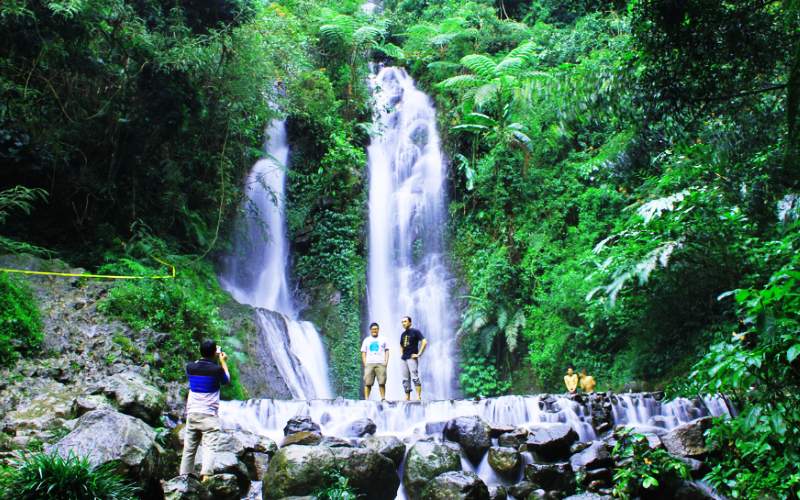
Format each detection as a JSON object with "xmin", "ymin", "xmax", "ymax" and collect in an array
[{"xmin": 0, "ymin": 256, "xmax": 176, "ymax": 280}]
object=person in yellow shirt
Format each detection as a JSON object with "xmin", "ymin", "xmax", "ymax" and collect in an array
[
  {"xmin": 579, "ymin": 369, "xmax": 596, "ymax": 393},
  {"xmin": 564, "ymin": 365, "xmax": 579, "ymax": 394}
]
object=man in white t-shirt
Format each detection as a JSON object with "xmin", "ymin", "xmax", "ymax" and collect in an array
[{"xmin": 360, "ymin": 322, "xmax": 389, "ymax": 401}]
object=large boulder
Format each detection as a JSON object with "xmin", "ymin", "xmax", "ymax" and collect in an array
[
  {"xmin": 487, "ymin": 446, "xmax": 520, "ymax": 478},
  {"xmin": 94, "ymin": 371, "xmax": 165, "ymax": 426},
  {"xmin": 49, "ymin": 409, "xmax": 162, "ymax": 496},
  {"xmin": 163, "ymin": 475, "xmax": 211, "ymax": 500},
  {"xmin": 361, "ymin": 435, "xmax": 406, "ymax": 467},
  {"xmin": 569, "ymin": 441, "xmax": 612, "ymax": 472},
  {"xmin": 525, "ymin": 424, "xmax": 578, "ymax": 461},
  {"xmin": 332, "ymin": 447, "xmax": 400, "ymax": 498},
  {"xmin": 488, "ymin": 485, "xmax": 507, "ymax": 500},
  {"xmin": 344, "ymin": 418, "xmax": 377, "ymax": 437},
  {"xmin": 443, "ymin": 416, "xmax": 492, "ymax": 464},
  {"xmin": 507, "ymin": 481, "xmax": 537, "ymax": 499},
  {"xmin": 422, "ymin": 471, "xmax": 490, "ymax": 500},
  {"xmin": 662, "ymin": 417, "xmax": 712, "ymax": 458},
  {"xmin": 283, "ymin": 416, "xmax": 320, "ymax": 436},
  {"xmin": 525, "ymin": 462, "xmax": 575, "ymax": 493},
  {"xmin": 263, "ymin": 445, "xmax": 398, "ymax": 500},
  {"xmin": 403, "ymin": 440, "xmax": 462, "ymax": 500}
]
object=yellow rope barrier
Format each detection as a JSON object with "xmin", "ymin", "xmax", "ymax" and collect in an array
[{"xmin": 0, "ymin": 256, "xmax": 176, "ymax": 280}]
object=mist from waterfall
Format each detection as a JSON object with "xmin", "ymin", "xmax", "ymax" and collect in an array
[
  {"xmin": 220, "ymin": 119, "xmax": 333, "ymax": 400},
  {"xmin": 366, "ymin": 67, "xmax": 457, "ymax": 400}
]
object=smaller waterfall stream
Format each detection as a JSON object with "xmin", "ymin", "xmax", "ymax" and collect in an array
[{"xmin": 220, "ymin": 120, "xmax": 333, "ymax": 400}]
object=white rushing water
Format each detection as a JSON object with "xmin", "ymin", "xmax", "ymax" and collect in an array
[
  {"xmin": 220, "ymin": 393, "xmax": 731, "ymax": 444},
  {"xmin": 219, "ymin": 119, "xmax": 333, "ymax": 400},
  {"xmin": 366, "ymin": 67, "xmax": 457, "ymax": 400}
]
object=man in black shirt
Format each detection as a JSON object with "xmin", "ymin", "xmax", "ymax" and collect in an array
[{"xmin": 399, "ymin": 316, "xmax": 427, "ymax": 401}]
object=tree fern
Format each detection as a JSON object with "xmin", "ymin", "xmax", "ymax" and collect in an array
[{"xmin": 460, "ymin": 54, "xmax": 498, "ymax": 80}]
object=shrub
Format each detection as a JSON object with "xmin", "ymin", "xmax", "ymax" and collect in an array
[
  {"xmin": 0, "ymin": 451, "xmax": 138, "ymax": 500},
  {"xmin": 612, "ymin": 428, "xmax": 690, "ymax": 499},
  {"xmin": 312, "ymin": 469, "xmax": 358, "ymax": 500},
  {"xmin": 0, "ymin": 273, "xmax": 43, "ymax": 362}
]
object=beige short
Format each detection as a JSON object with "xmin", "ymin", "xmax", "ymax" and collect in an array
[{"xmin": 364, "ymin": 363, "xmax": 387, "ymax": 386}]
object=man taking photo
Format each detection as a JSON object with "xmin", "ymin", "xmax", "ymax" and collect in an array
[{"xmin": 179, "ymin": 339, "xmax": 230, "ymax": 480}]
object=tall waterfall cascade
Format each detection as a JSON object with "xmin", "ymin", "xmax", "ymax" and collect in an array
[
  {"xmin": 366, "ymin": 67, "xmax": 458, "ymax": 400},
  {"xmin": 219, "ymin": 119, "xmax": 333, "ymax": 400}
]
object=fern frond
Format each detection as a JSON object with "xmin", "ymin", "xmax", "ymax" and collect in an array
[
  {"xmin": 437, "ymin": 74, "xmax": 481, "ymax": 90},
  {"xmin": 460, "ymin": 54, "xmax": 497, "ymax": 80}
]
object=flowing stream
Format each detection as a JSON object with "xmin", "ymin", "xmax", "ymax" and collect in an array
[
  {"xmin": 219, "ymin": 119, "xmax": 333, "ymax": 400},
  {"xmin": 366, "ymin": 66, "xmax": 458, "ymax": 400}
]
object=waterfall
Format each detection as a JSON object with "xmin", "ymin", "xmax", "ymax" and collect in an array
[
  {"xmin": 220, "ymin": 119, "xmax": 333, "ymax": 400},
  {"xmin": 366, "ymin": 67, "xmax": 457, "ymax": 400}
]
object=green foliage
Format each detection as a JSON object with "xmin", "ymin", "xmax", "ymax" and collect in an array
[
  {"xmin": 459, "ymin": 356, "xmax": 511, "ymax": 398},
  {"xmin": 611, "ymin": 427, "xmax": 690, "ymax": 499},
  {"xmin": 0, "ymin": 451, "xmax": 138, "ymax": 500},
  {"xmin": 312, "ymin": 469, "xmax": 358, "ymax": 500},
  {"xmin": 97, "ymin": 251, "xmax": 246, "ymax": 398},
  {"xmin": 0, "ymin": 273, "xmax": 43, "ymax": 362},
  {"xmin": 684, "ymin": 221, "xmax": 800, "ymax": 498},
  {"xmin": 0, "ymin": 187, "xmax": 49, "ymax": 255}
]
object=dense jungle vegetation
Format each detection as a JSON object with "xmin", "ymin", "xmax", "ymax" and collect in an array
[{"xmin": 1, "ymin": 0, "xmax": 799, "ymax": 496}]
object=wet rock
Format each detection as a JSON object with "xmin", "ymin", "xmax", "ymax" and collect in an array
[
  {"xmin": 49, "ymin": 409, "xmax": 162, "ymax": 496},
  {"xmin": 487, "ymin": 446, "xmax": 520, "ymax": 477},
  {"xmin": 403, "ymin": 440, "xmax": 461, "ymax": 500},
  {"xmin": 229, "ymin": 430, "xmax": 277, "ymax": 456},
  {"xmin": 422, "ymin": 470, "xmax": 490, "ymax": 499},
  {"xmin": 362, "ymin": 435, "xmax": 406, "ymax": 467},
  {"xmin": 498, "ymin": 427, "xmax": 528, "ymax": 448},
  {"xmin": 569, "ymin": 441, "xmax": 612, "ymax": 472},
  {"xmin": 585, "ymin": 467, "xmax": 613, "ymax": 483},
  {"xmin": 283, "ymin": 415, "xmax": 320, "ymax": 436},
  {"xmin": 525, "ymin": 424, "xmax": 578, "ymax": 461},
  {"xmin": 507, "ymin": 481, "xmax": 537, "ymax": 499},
  {"xmin": 204, "ymin": 473, "xmax": 240, "ymax": 500},
  {"xmin": 319, "ymin": 436, "xmax": 353, "ymax": 447},
  {"xmin": 525, "ymin": 462, "xmax": 575, "ymax": 493},
  {"xmin": 281, "ymin": 431, "xmax": 322, "ymax": 447},
  {"xmin": 488, "ymin": 485, "xmax": 507, "ymax": 500},
  {"xmin": 443, "ymin": 415, "xmax": 492, "ymax": 464},
  {"xmin": 94, "ymin": 371, "xmax": 165, "ymax": 426},
  {"xmin": 662, "ymin": 417, "xmax": 712, "ymax": 458},
  {"xmin": 263, "ymin": 445, "xmax": 398, "ymax": 500},
  {"xmin": 564, "ymin": 493, "xmax": 613, "ymax": 500},
  {"xmin": 570, "ymin": 441, "xmax": 591, "ymax": 454},
  {"xmin": 527, "ymin": 490, "xmax": 560, "ymax": 500},
  {"xmin": 345, "ymin": 418, "xmax": 376, "ymax": 437},
  {"xmin": 163, "ymin": 475, "xmax": 211, "ymax": 500},
  {"xmin": 489, "ymin": 424, "xmax": 515, "ymax": 438}
]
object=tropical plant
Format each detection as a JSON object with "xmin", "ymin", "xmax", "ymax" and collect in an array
[
  {"xmin": 0, "ymin": 451, "xmax": 138, "ymax": 500},
  {"xmin": 612, "ymin": 427, "xmax": 690, "ymax": 498}
]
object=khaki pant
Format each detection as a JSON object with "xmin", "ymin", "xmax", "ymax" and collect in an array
[
  {"xmin": 364, "ymin": 363, "xmax": 387, "ymax": 386},
  {"xmin": 179, "ymin": 413, "xmax": 221, "ymax": 476},
  {"xmin": 401, "ymin": 358, "xmax": 421, "ymax": 393}
]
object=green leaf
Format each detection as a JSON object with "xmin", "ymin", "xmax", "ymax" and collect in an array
[{"xmin": 788, "ymin": 344, "xmax": 800, "ymax": 363}]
